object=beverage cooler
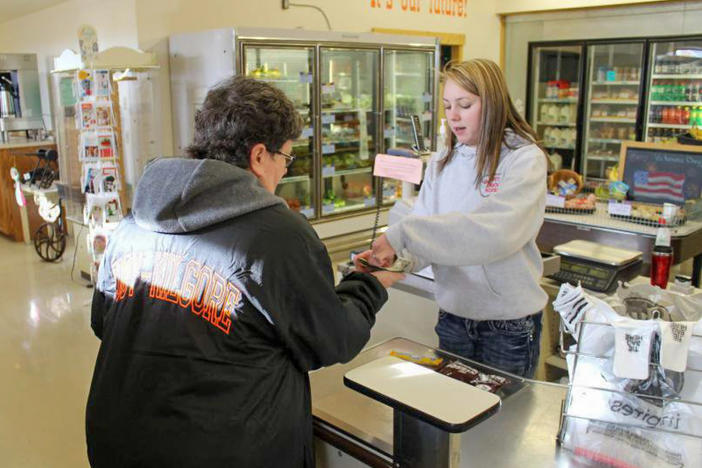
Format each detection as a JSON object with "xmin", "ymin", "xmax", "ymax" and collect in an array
[
  {"xmin": 169, "ymin": 28, "xmax": 439, "ymax": 221},
  {"xmin": 527, "ymin": 43, "xmax": 583, "ymax": 173},
  {"xmin": 527, "ymin": 35, "xmax": 702, "ymax": 182},
  {"xmin": 644, "ymin": 38, "xmax": 702, "ymax": 145}
]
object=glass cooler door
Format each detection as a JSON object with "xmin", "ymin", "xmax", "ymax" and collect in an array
[
  {"xmin": 583, "ymin": 42, "xmax": 644, "ymax": 180},
  {"xmin": 382, "ymin": 49, "xmax": 434, "ymax": 205},
  {"xmin": 529, "ymin": 44, "xmax": 583, "ymax": 171},
  {"xmin": 319, "ymin": 47, "xmax": 379, "ymax": 217},
  {"xmin": 242, "ymin": 45, "xmax": 316, "ymax": 218},
  {"xmin": 645, "ymin": 39, "xmax": 702, "ymax": 145}
]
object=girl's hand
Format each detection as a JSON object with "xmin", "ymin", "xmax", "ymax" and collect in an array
[{"xmin": 371, "ymin": 234, "xmax": 396, "ymax": 267}]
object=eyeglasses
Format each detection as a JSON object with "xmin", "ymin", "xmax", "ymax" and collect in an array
[{"xmin": 274, "ymin": 149, "xmax": 296, "ymax": 168}]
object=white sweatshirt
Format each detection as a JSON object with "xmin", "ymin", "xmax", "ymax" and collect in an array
[{"xmin": 385, "ymin": 131, "xmax": 548, "ymax": 320}]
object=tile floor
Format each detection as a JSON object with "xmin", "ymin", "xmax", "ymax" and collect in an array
[{"xmin": 0, "ymin": 235, "xmax": 96, "ymax": 467}]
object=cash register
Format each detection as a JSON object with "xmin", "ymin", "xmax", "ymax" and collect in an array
[{"xmin": 549, "ymin": 240, "xmax": 643, "ymax": 293}]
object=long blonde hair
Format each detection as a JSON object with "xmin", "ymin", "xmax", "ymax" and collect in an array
[{"xmin": 439, "ymin": 59, "xmax": 543, "ymax": 186}]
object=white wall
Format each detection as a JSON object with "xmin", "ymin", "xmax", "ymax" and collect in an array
[{"xmin": 0, "ymin": 0, "xmax": 138, "ymax": 130}]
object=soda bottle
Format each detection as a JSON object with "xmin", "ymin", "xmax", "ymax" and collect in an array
[
  {"xmin": 683, "ymin": 106, "xmax": 691, "ymax": 125},
  {"xmin": 674, "ymin": 106, "xmax": 683, "ymax": 124},
  {"xmin": 691, "ymin": 107, "xmax": 699, "ymax": 127},
  {"xmin": 651, "ymin": 228, "xmax": 673, "ymax": 289},
  {"xmin": 662, "ymin": 106, "xmax": 670, "ymax": 124}
]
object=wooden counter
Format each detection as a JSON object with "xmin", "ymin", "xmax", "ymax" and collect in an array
[{"xmin": 0, "ymin": 141, "xmax": 57, "ymax": 241}]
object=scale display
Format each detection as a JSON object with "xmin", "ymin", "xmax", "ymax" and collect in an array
[{"xmin": 549, "ymin": 256, "xmax": 642, "ymax": 292}]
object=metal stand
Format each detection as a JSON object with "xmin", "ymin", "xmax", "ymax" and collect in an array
[{"xmin": 393, "ymin": 411, "xmax": 460, "ymax": 467}]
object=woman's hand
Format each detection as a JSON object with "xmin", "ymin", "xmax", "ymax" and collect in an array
[
  {"xmin": 371, "ymin": 234, "xmax": 396, "ymax": 267},
  {"xmin": 353, "ymin": 250, "xmax": 376, "ymax": 273},
  {"xmin": 370, "ymin": 270, "xmax": 405, "ymax": 288}
]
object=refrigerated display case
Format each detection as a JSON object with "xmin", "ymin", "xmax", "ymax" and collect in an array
[
  {"xmin": 582, "ymin": 42, "xmax": 644, "ymax": 179},
  {"xmin": 528, "ymin": 44, "xmax": 583, "ymax": 172},
  {"xmin": 644, "ymin": 38, "xmax": 702, "ymax": 144},
  {"xmin": 169, "ymin": 28, "xmax": 439, "ymax": 221},
  {"xmin": 242, "ymin": 46, "xmax": 316, "ymax": 217},
  {"xmin": 382, "ymin": 50, "xmax": 435, "ymax": 204}
]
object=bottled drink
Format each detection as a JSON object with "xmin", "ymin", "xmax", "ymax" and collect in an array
[
  {"xmin": 650, "ymin": 228, "xmax": 673, "ymax": 289},
  {"xmin": 683, "ymin": 106, "xmax": 691, "ymax": 125},
  {"xmin": 662, "ymin": 106, "xmax": 671, "ymax": 124},
  {"xmin": 691, "ymin": 107, "xmax": 699, "ymax": 127},
  {"xmin": 674, "ymin": 106, "xmax": 683, "ymax": 124}
]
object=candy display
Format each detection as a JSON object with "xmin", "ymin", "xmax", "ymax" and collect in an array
[{"xmin": 437, "ymin": 360, "xmax": 511, "ymax": 394}]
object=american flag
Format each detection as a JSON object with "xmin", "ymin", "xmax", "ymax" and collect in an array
[{"xmin": 633, "ymin": 170, "xmax": 685, "ymax": 203}]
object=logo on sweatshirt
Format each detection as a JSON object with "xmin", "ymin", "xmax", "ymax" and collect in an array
[
  {"xmin": 479, "ymin": 174, "xmax": 502, "ymax": 197},
  {"xmin": 625, "ymin": 333, "xmax": 642, "ymax": 352}
]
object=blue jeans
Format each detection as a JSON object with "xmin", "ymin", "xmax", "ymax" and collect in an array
[{"xmin": 434, "ymin": 310, "xmax": 542, "ymax": 378}]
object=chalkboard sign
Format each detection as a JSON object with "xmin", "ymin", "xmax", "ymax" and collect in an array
[{"xmin": 619, "ymin": 141, "xmax": 702, "ymax": 206}]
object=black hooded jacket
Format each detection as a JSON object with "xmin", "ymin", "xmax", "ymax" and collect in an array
[{"xmin": 86, "ymin": 158, "xmax": 387, "ymax": 468}]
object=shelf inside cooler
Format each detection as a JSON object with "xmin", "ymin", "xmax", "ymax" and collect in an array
[
  {"xmin": 647, "ymin": 123, "xmax": 691, "ymax": 129},
  {"xmin": 538, "ymin": 98, "xmax": 578, "ymax": 103},
  {"xmin": 589, "ymin": 117, "xmax": 636, "ymax": 123},
  {"xmin": 537, "ymin": 121, "xmax": 576, "ymax": 127},
  {"xmin": 591, "ymin": 81, "xmax": 640, "ymax": 85},
  {"xmin": 650, "ymin": 100, "xmax": 702, "ymax": 106},
  {"xmin": 590, "ymin": 99, "xmax": 638, "ymax": 104},
  {"xmin": 652, "ymin": 74, "xmax": 702, "ymax": 79}
]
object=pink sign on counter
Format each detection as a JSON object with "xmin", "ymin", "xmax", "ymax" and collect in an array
[{"xmin": 373, "ymin": 154, "xmax": 423, "ymax": 184}]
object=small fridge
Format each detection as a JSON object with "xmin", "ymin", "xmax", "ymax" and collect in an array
[
  {"xmin": 528, "ymin": 43, "xmax": 584, "ymax": 172},
  {"xmin": 169, "ymin": 28, "xmax": 439, "ymax": 221},
  {"xmin": 582, "ymin": 41, "xmax": 645, "ymax": 180}
]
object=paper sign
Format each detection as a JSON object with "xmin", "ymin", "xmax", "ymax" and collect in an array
[
  {"xmin": 322, "ymin": 165, "xmax": 335, "ymax": 177},
  {"xmin": 301, "ymin": 127, "xmax": 313, "ymax": 138},
  {"xmin": 364, "ymin": 197, "xmax": 376, "ymax": 207},
  {"xmin": 300, "ymin": 207, "xmax": 314, "ymax": 218},
  {"xmin": 322, "ymin": 84, "xmax": 335, "ymax": 94},
  {"xmin": 322, "ymin": 203, "xmax": 335, "ymax": 214},
  {"xmin": 545, "ymin": 193, "xmax": 565, "ymax": 208},
  {"xmin": 422, "ymin": 92, "xmax": 432, "ymax": 103},
  {"xmin": 373, "ymin": 154, "xmax": 423, "ymax": 184},
  {"xmin": 322, "ymin": 144, "xmax": 336, "ymax": 154},
  {"xmin": 322, "ymin": 114, "xmax": 335, "ymax": 124},
  {"xmin": 608, "ymin": 200, "xmax": 632, "ymax": 216},
  {"xmin": 384, "ymin": 128, "xmax": 395, "ymax": 138}
]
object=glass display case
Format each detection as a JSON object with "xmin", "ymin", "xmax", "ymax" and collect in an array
[
  {"xmin": 528, "ymin": 44, "xmax": 583, "ymax": 171},
  {"xmin": 382, "ymin": 50, "xmax": 435, "ymax": 204},
  {"xmin": 644, "ymin": 39, "xmax": 702, "ymax": 144},
  {"xmin": 242, "ymin": 46, "xmax": 315, "ymax": 217},
  {"xmin": 169, "ymin": 28, "xmax": 439, "ymax": 222},
  {"xmin": 319, "ymin": 48, "xmax": 378, "ymax": 216},
  {"xmin": 582, "ymin": 42, "xmax": 644, "ymax": 179}
]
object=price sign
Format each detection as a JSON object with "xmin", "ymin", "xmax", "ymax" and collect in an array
[
  {"xmin": 322, "ymin": 144, "xmax": 336, "ymax": 154},
  {"xmin": 545, "ymin": 194, "xmax": 565, "ymax": 208},
  {"xmin": 322, "ymin": 114, "xmax": 335, "ymax": 124},
  {"xmin": 608, "ymin": 200, "xmax": 632, "ymax": 216},
  {"xmin": 322, "ymin": 165, "xmax": 335, "ymax": 177}
]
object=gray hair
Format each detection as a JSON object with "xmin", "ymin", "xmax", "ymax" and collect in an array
[{"xmin": 186, "ymin": 75, "xmax": 302, "ymax": 167}]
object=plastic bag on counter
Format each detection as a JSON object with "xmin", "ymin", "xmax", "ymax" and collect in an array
[{"xmin": 553, "ymin": 282, "xmax": 702, "ymax": 467}]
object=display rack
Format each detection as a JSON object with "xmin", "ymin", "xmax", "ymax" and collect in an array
[
  {"xmin": 557, "ymin": 318, "xmax": 702, "ymax": 467},
  {"xmin": 51, "ymin": 46, "xmax": 158, "ymax": 280}
]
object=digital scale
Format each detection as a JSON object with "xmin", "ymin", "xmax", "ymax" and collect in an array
[{"xmin": 549, "ymin": 240, "xmax": 643, "ymax": 293}]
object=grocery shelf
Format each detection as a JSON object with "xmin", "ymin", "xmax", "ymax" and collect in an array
[
  {"xmin": 590, "ymin": 99, "xmax": 638, "ymax": 104},
  {"xmin": 591, "ymin": 81, "xmax": 640, "ymax": 85},
  {"xmin": 538, "ymin": 98, "xmax": 578, "ymax": 103},
  {"xmin": 543, "ymin": 144, "xmax": 575, "ymax": 150},
  {"xmin": 589, "ymin": 117, "xmax": 636, "ymax": 123},
  {"xmin": 279, "ymin": 175, "xmax": 311, "ymax": 184},
  {"xmin": 585, "ymin": 154, "xmax": 619, "ymax": 162},
  {"xmin": 588, "ymin": 138, "xmax": 624, "ymax": 144},
  {"xmin": 321, "ymin": 108, "xmax": 369, "ymax": 114},
  {"xmin": 649, "ymin": 101, "xmax": 702, "ymax": 106},
  {"xmin": 322, "ymin": 167, "xmax": 373, "ymax": 178},
  {"xmin": 652, "ymin": 74, "xmax": 702, "ymax": 79},
  {"xmin": 647, "ymin": 122, "xmax": 691, "ymax": 129},
  {"xmin": 537, "ymin": 121, "xmax": 576, "ymax": 127}
]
